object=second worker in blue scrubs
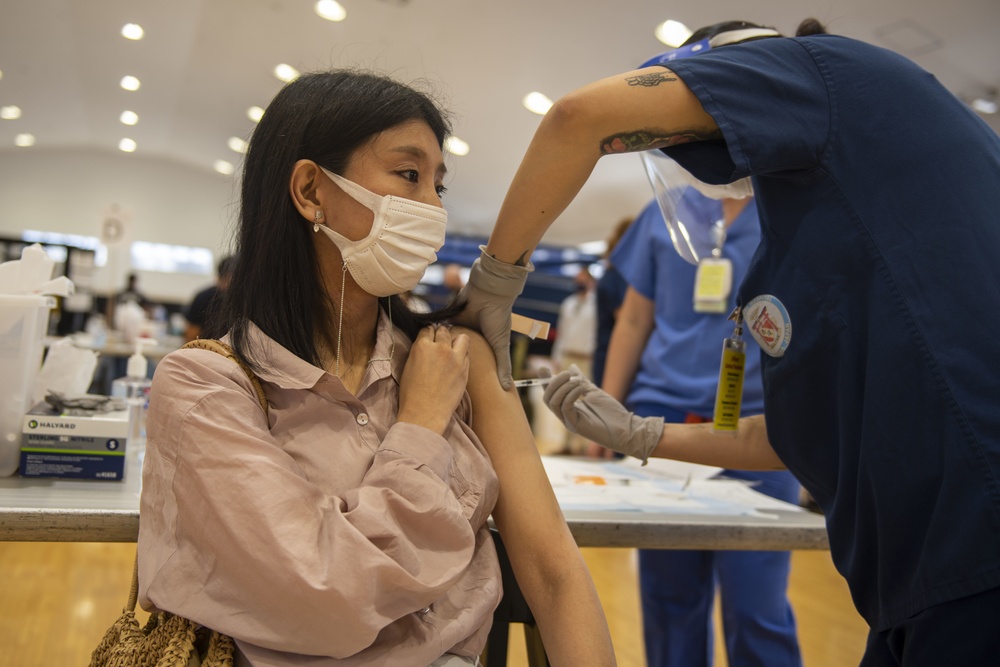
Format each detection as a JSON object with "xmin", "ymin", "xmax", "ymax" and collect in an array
[{"xmin": 606, "ymin": 194, "xmax": 802, "ymax": 667}]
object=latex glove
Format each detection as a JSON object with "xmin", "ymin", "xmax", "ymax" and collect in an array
[
  {"xmin": 543, "ymin": 365, "xmax": 664, "ymax": 464},
  {"xmin": 452, "ymin": 246, "xmax": 533, "ymax": 390}
]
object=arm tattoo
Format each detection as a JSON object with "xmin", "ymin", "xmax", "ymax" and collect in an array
[
  {"xmin": 599, "ymin": 128, "xmax": 720, "ymax": 155},
  {"xmin": 625, "ymin": 72, "xmax": 678, "ymax": 87}
]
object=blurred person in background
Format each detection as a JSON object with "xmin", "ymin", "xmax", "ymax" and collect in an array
[
  {"xmin": 591, "ymin": 216, "xmax": 634, "ymax": 389},
  {"xmin": 550, "ymin": 267, "xmax": 597, "ymax": 454},
  {"xmin": 184, "ymin": 254, "xmax": 235, "ymax": 342}
]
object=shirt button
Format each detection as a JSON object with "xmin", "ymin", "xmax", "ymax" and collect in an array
[{"xmin": 356, "ymin": 413, "xmax": 370, "ymax": 426}]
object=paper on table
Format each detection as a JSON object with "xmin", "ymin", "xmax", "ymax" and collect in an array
[
  {"xmin": 618, "ymin": 455, "xmax": 723, "ymax": 482},
  {"xmin": 552, "ymin": 481, "xmax": 710, "ymax": 513},
  {"xmin": 542, "ymin": 456, "xmax": 649, "ymax": 487},
  {"xmin": 686, "ymin": 479, "xmax": 805, "ymax": 513},
  {"xmin": 541, "ymin": 456, "xmax": 801, "ymax": 517}
]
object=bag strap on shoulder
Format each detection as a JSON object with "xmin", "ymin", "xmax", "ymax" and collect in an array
[
  {"xmin": 125, "ymin": 342, "xmax": 269, "ymax": 607},
  {"xmin": 180, "ymin": 339, "xmax": 268, "ymax": 417}
]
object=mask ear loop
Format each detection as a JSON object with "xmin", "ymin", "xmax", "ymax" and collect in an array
[
  {"xmin": 335, "ymin": 263, "xmax": 346, "ymax": 377},
  {"xmin": 334, "ymin": 262, "xmax": 395, "ymax": 379}
]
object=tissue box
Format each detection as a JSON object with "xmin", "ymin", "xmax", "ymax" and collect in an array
[{"xmin": 20, "ymin": 401, "xmax": 129, "ymax": 480}]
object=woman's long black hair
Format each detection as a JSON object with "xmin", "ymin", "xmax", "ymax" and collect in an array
[{"xmin": 218, "ymin": 70, "xmax": 464, "ymax": 370}]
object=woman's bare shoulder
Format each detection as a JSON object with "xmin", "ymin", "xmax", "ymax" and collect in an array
[{"xmin": 448, "ymin": 326, "xmax": 496, "ymax": 369}]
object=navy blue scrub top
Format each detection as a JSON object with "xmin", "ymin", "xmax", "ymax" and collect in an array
[{"xmin": 663, "ymin": 34, "xmax": 1000, "ymax": 630}]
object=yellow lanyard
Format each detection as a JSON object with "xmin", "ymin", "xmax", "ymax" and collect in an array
[{"xmin": 713, "ymin": 308, "xmax": 746, "ymax": 433}]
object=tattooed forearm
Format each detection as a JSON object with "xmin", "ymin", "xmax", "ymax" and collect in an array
[
  {"xmin": 600, "ymin": 128, "xmax": 720, "ymax": 154},
  {"xmin": 625, "ymin": 72, "xmax": 678, "ymax": 87}
]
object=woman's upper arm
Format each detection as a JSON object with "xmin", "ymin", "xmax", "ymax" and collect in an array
[{"xmin": 458, "ymin": 328, "xmax": 579, "ymax": 575}]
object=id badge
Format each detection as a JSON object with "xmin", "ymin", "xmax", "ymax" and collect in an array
[{"xmin": 694, "ymin": 258, "xmax": 732, "ymax": 313}]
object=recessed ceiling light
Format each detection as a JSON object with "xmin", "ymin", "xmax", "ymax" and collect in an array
[
  {"xmin": 120, "ymin": 76, "xmax": 141, "ymax": 91},
  {"xmin": 119, "ymin": 138, "xmax": 137, "ymax": 152},
  {"xmin": 1, "ymin": 105, "xmax": 22, "ymax": 120},
  {"xmin": 15, "ymin": 133, "xmax": 35, "ymax": 147},
  {"xmin": 971, "ymin": 98, "xmax": 998, "ymax": 114},
  {"xmin": 444, "ymin": 136, "xmax": 470, "ymax": 156},
  {"xmin": 522, "ymin": 92, "xmax": 553, "ymax": 115},
  {"xmin": 227, "ymin": 137, "xmax": 248, "ymax": 153},
  {"xmin": 655, "ymin": 20, "xmax": 692, "ymax": 48},
  {"xmin": 315, "ymin": 0, "xmax": 346, "ymax": 21},
  {"xmin": 578, "ymin": 240, "xmax": 607, "ymax": 256},
  {"xmin": 274, "ymin": 64, "xmax": 300, "ymax": 83},
  {"xmin": 120, "ymin": 110, "xmax": 139, "ymax": 125},
  {"xmin": 214, "ymin": 160, "xmax": 235, "ymax": 176},
  {"xmin": 247, "ymin": 106, "xmax": 265, "ymax": 123},
  {"xmin": 121, "ymin": 23, "xmax": 144, "ymax": 40}
]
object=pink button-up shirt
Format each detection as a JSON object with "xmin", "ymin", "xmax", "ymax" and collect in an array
[{"xmin": 138, "ymin": 315, "xmax": 501, "ymax": 666}]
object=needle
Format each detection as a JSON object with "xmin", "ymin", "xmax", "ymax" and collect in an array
[{"xmin": 512, "ymin": 377, "xmax": 553, "ymax": 387}]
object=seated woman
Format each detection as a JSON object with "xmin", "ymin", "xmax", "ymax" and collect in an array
[{"xmin": 136, "ymin": 70, "xmax": 615, "ymax": 667}]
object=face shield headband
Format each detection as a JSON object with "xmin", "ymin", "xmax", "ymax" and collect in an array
[{"xmin": 639, "ymin": 28, "xmax": 781, "ymax": 68}]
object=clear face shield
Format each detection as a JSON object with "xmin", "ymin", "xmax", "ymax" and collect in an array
[
  {"xmin": 640, "ymin": 150, "xmax": 752, "ymax": 265},
  {"xmin": 638, "ymin": 25, "xmax": 778, "ymax": 264}
]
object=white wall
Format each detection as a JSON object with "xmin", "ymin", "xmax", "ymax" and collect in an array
[{"xmin": 0, "ymin": 148, "xmax": 238, "ymax": 303}]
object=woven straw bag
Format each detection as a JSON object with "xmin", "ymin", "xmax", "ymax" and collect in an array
[
  {"xmin": 89, "ymin": 339, "xmax": 269, "ymax": 667},
  {"xmin": 88, "ymin": 556, "xmax": 236, "ymax": 667}
]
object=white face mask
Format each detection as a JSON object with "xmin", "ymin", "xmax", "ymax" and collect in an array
[
  {"xmin": 676, "ymin": 164, "xmax": 754, "ymax": 200},
  {"xmin": 316, "ymin": 168, "xmax": 447, "ymax": 297}
]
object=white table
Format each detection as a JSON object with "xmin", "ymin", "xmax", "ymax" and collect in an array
[{"xmin": 0, "ymin": 455, "xmax": 828, "ymax": 549}]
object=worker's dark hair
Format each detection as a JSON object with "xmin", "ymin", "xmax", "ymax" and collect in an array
[
  {"xmin": 795, "ymin": 18, "xmax": 828, "ymax": 36},
  {"xmin": 682, "ymin": 21, "xmax": 781, "ymax": 47},
  {"xmin": 683, "ymin": 17, "xmax": 828, "ymax": 48}
]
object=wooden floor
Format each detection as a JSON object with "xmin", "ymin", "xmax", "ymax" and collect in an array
[{"xmin": 0, "ymin": 541, "xmax": 869, "ymax": 666}]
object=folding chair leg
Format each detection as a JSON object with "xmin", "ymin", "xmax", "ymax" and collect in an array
[
  {"xmin": 481, "ymin": 620, "xmax": 508, "ymax": 667},
  {"xmin": 524, "ymin": 623, "xmax": 550, "ymax": 667}
]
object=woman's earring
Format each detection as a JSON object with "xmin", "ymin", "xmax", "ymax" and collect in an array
[{"xmin": 313, "ymin": 210, "xmax": 324, "ymax": 233}]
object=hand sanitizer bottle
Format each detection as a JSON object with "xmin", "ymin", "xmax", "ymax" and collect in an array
[{"xmin": 111, "ymin": 339, "xmax": 153, "ymax": 461}]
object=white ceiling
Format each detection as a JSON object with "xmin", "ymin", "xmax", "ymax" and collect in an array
[{"xmin": 1, "ymin": 0, "xmax": 998, "ymax": 247}]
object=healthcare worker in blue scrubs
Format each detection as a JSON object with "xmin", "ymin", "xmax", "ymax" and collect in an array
[
  {"xmin": 606, "ymin": 194, "xmax": 802, "ymax": 667},
  {"xmin": 455, "ymin": 17, "xmax": 1000, "ymax": 666}
]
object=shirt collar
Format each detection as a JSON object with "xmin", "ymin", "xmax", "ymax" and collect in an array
[
  {"xmin": 228, "ymin": 309, "xmax": 410, "ymax": 390},
  {"xmin": 369, "ymin": 307, "xmax": 411, "ymax": 385}
]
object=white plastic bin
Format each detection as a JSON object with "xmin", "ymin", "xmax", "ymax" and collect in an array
[{"xmin": 0, "ymin": 295, "xmax": 55, "ymax": 476}]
